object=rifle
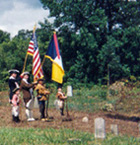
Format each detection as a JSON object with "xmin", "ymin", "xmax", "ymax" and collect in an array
[
  {"xmin": 62, "ymin": 98, "xmax": 72, "ymax": 121},
  {"xmin": 46, "ymin": 94, "xmax": 49, "ymax": 118}
]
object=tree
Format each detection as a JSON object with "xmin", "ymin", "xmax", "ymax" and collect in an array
[{"xmin": 40, "ymin": 0, "xmax": 140, "ymax": 84}]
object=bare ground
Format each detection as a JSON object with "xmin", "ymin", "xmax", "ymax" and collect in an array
[{"xmin": 0, "ymin": 92, "xmax": 140, "ymax": 137}]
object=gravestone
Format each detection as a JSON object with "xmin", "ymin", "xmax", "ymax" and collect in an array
[
  {"xmin": 94, "ymin": 118, "xmax": 106, "ymax": 139},
  {"xmin": 67, "ymin": 85, "xmax": 73, "ymax": 97},
  {"xmin": 110, "ymin": 124, "xmax": 118, "ymax": 135}
]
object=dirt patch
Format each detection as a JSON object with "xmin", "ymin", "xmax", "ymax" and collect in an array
[{"xmin": 0, "ymin": 95, "xmax": 139, "ymax": 137}]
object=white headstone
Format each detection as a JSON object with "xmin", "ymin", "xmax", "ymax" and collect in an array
[
  {"xmin": 110, "ymin": 124, "xmax": 118, "ymax": 135},
  {"xmin": 94, "ymin": 118, "xmax": 106, "ymax": 139},
  {"xmin": 67, "ymin": 85, "xmax": 73, "ymax": 97}
]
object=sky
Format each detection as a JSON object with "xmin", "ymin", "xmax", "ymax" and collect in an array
[{"xmin": 0, "ymin": 0, "xmax": 52, "ymax": 37}]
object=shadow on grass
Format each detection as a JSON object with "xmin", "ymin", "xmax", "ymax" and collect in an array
[{"xmin": 105, "ymin": 113, "xmax": 140, "ymax": 122}]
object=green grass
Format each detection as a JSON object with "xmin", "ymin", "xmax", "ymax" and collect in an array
[
  {"xmin": 48, "ymin": 85, "xmax": 108, "ymax": 112},
  {"xmin": 0, "ymin": 127, "xmax": 93, "ymax": 145},
  {"xmin": 2, "ymin": 83, "xmax": 140, "ymax": 114},
  {"xmin": 0, "ymin": 127, "xmax": 139, "ymax": 145}
]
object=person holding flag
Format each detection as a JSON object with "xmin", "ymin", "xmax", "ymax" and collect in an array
[
  {"xmin": 21, "ymin": 25, "xmax": 44, "ymax": 121},
  {"xmin": 20, "ymin": 72, "xmax": 37, "ymax": 122},
  {"xmin": 35, "ymin": 78, "xmax": 50, "ymax": 121}
]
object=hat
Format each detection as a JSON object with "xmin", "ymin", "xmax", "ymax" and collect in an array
[
  {"xmin": 13, "ymin": 87, "xmax": 20, "ymax": 93},
  {"xmin": 37, "ymin": 78, "xmax": 44, "ymax": 82},
  {"xmin": 22, "ymin": 72, "xmax": 30, "ymax": 76},
  {"xmin": 8, "ymin": 69, "xmax": 19, "ymax": 75}
]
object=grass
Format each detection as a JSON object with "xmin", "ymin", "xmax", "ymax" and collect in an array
[
  {"xmin": 0, "ymin": 85, "xmax": 108, "ymax": 113},
  {"xmin": 48, "ymin": 85, "xmax": 108, "ymax": 112},
  {"xmin": 0, "ymin": 127, "xmax": 140, "ymax": 145},
  {"xmin": 1, "ymin": 84, "xmax": 140, "ymax": 144},
  {"xmin": 0, "ymin": 127, "xmax": 93, "ymax": 145},
  {"xmin": 2, "ymin": 82, "xmax": 140, "ymax": 115}
]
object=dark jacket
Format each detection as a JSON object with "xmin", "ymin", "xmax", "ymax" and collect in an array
[{"xmin": 8, "ymin": 76, "xmax": 21, "ymax": 100}]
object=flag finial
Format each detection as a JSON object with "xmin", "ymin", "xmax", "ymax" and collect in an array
[{"xmin": 33, "ymin": 24, "xmax": 37, "ymax": 33}]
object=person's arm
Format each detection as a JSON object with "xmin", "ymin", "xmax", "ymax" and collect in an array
[
  {"xmin": 59, "ymin": 92, "xmax": 67, "ymax": 100},
  {"xmin": 37, "ymin": 85, "xmax": 50, "ymax": 95},
  {"xmin": 21, "ymin": 80, "xmax": 34, "ymax": 89}
]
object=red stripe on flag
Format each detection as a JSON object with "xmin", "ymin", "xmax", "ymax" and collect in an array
[
  {"xmin": 32, "ymin": 32, "xmax": 43, "ymax": 80},
  {"xmin": 54, "ymin": 33, "xmax": 60, "ymax": 59}
]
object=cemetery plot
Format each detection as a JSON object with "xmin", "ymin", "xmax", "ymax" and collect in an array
[{"xmin": 0, "ymin": 90, "xmax": 139, "ymax": 137}]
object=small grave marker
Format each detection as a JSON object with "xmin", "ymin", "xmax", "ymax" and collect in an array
[
  {"xmin": 111, "ymin": 124, "xmax": 118, "ymax": 135},
  {"xmin": 94, "ymin": 118, "xmax": 106, "ymax": 139},
  {"xmin": 67, "ymin": 85, "xmax": 73, "ymax": 97}
]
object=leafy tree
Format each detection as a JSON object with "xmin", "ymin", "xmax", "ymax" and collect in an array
[{"xmin": 40, "ymin": 0, "xmax": 140, "ymax": 84}]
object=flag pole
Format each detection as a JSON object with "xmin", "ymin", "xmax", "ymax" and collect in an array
[
  {"xmin": 22, "ymin": 24, "xmax": 36, "ymax": 73},
  {"xmin": 41, "ymin": 56, "xmax": 46, "ymax": 67},
  {"xmin": 22, "ymin": 53, "xmax": 28, "ymax": 73}
]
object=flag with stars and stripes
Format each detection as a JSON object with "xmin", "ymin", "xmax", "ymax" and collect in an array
[
  {"xmin": 27, "ymin": 40, "xmax": 34, "ymax": 56},
  {"xmin": 32, "ymin": 28, "xmax": 43, "ymax": 81}
]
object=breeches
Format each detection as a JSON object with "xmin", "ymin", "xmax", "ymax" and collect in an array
[
  {"xmin": 25, "ymin": 98, "xmax": 34, "ymax": 119},
  {"xmin": 12, "ymin": 106, "xmax": 19, "ymax": 117}
]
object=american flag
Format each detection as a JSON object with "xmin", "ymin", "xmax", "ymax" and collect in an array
[
  {"xmin": 27, "ymin": 40, "xmax": 34, "ymax": 56},
  {"xmin": 32, "ymin": 29, "xmax": 44, "ymax": 80}
]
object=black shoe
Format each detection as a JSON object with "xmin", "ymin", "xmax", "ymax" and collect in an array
[
  {"xmin": 14, "ymin": 117, "xmax": 20, "ymax": 123},
  {"xmin": 17, "ymin": 116, "xmax": 20, "ymax": 122}
]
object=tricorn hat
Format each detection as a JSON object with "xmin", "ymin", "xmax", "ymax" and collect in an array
[
  {"xmin": 22, "ymin": 72, "xmax": 30, "ymax": 76},
  {"xmin": 13, "ymin": 87, "xmax": 20, "ymax": 93},
  {"xmin": 8, "ymin": 69, "xmax": 19, "ymax": 75}
]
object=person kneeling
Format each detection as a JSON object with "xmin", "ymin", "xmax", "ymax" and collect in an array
[
  {"xmin": 12, "ymin": 87, "xmax": 21, "ymax": 123},
  {"xmin": 35, "ymin": 79, "xmax": 50, "ymax": 121}
]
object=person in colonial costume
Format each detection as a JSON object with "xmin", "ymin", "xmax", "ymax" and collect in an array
[
  {"xmin": 55, "ymin": 87, "xmax": 67, "ymax": 116},
  {"xmin": 8, "ymin": 69, "xmax": 22, "ymax": 103},
  {"xmin": 20, "ymin": 72, "xmax": 36, "ymax": 122},
  {"xmin": 35, "ymin": 79, "xmax": 50, "ymax": 121},
  {"xmin": 11, "ymin": 87, "xmax": 21, "ymax": 123}
]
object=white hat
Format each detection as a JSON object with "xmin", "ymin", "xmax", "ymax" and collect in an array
[{"xmin": 22, "ymin": 72, "xmax": 30, "ymax": 76}]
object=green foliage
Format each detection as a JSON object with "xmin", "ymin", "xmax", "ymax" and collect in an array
[
  {"xmin": 39, "ymin": 0, "xmax": 140, "ymax": 84},
  {"xmin": 0, "ymin": 127, "xmax": 139, "ymax": 145}
]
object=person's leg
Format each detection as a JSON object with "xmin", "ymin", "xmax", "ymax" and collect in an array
[
  {"xmin": 39, "ymin": 101, "xmax": 45, "ymax": 119},
  {"xmin": 12, "ymin": 106, "xmax": 15, "ymax": 121},
  {"xmin": 12, "ymin": 106, "xmax": 20, "ymax": 123},
  {"xmin": 60, "ymin": 101, "xmax": 64, "ymax": 116},
  {"xmin": 26, "ymin": 99, "xmax": 35, "ymax": 121}
]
